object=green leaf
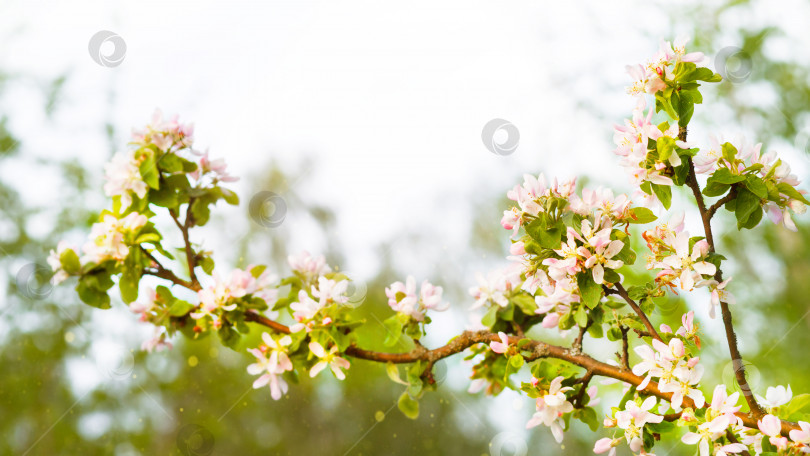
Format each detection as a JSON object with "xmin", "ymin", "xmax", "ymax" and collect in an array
[
  {"xmin": 119, "ymin": 267, "xmax": 140, "ymax": 304},
  {"xmin": 200, "ymin": 256, "xmax": 215, "ymax": 275},
  {"xmin": 710, "ymin": 168, "xmax": 747, "ymax": 185},
  {"xmin": 651, "ymin": 184, "xmax": 672, "ymax": 210},
  {"xmin": 481, "ymin": 305, "xmax": 499, "ymax": 327},
  {"xmin": 703, "ymin": 180, "xmax": 731, "ymax": 197},
  {"xmin": 76, "ymin": 277, "xmax": 111, "ymax": 309},
  {"xmin": 59, "ymin": 249, "xmax": 81, "ymax": 274},
  {"xmin": 693, "ymin": 67, "xmax": 722, "ymax": 82},
  {"xmin": 386, "ymin": 363, "xmax": 410, "ymax": 386},
  {"xmin": 786, "ymin": 394, "xmax": 810, "ymax": 419},
  {"xmin": 574, "ymin": 305, "xmax": 588, "ymax": 327},
  {"xmin": 678, "ymin": 99, "xmax": 694, "ymax": 127},
  {"xmin": 525, "ymin": 217, "xmax": 563, "ymax": 250},
  {"xmin": 511, "ymin": 293, "xmax": 537, "ymax": 315},
  {"xmin": 721, "ymin": 142, "xmax": 738, "ymax": 162},
  {"xmin": 578, "ymin": 407, "xmax": 599, "ymax": 432},
  {"xmin": 158, "ymin": 153, "xmax": 184, "ymax": 173},
  {"xmin": 218, "ymin": 324, "xmax": 240, "ymax": 349},
  {"xmin": 397, "ymin": 392, "xmax": 420, "ymax": 419},
  {"xmin": 135, "ymin": 233, "xmax": 161, "ymax": 244},
  {"xmin": 577, "ymin": 273, "xmax": 602, "ymax": 309},
  {"xmin": 606, "ymin": 327, "xmax": 623, "ymax": 341},
  {"xmin": 383, "ymin": 316, "xmax": 403, "ymax": 347},
  {"xmin": 139, "ymin": 153, "xmax": 160, "ymax": 189},
  {"xmin": 190, "ymin": 198, "xmax": 211, "ymax": 226},
  {"xmin": 220, "ymin": 187, "xmax": 239, "ymax": 205},
  {"xmin": 627, "ymin": 207, "xmax": 657, "ymax": 224},
  {"xmin": 744, "ymin": 175, "xmax": 768, "ymax": 199},
  {"xmin": 614, "ymin": 242, "xmax": 636, "ymax": 266},
  {"xmin": 735, "ymin": 188, "xmax": 762, "ymax": 229},
  {"xmin": 168, "ymin": 299, "xmax": 195, "ymax": 317},
  {"xmin": 777, "ymin": 182, "xmax": 810, "ymax": 205}
]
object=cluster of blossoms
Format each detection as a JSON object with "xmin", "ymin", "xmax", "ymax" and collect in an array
[
  {"xmin": 48, "ymin": 212, "xmax": 148, "ymax": 285},
  {"xmin": 632, "ymin": 335, "xmax": 704, "ymax": 409},
  {"xmin": 385, "ymin": 275, "xmax": 448, "ymax": 322},
  {"xmin": 190, "ymin": 266, "xmax": 279, "ymax": 330},
  {"xmin": 693, "ymin": 136, "xmax": 807, "ymax": 231},
  {"xmin": 497, "ymin": 172, "xmax": 643, "ymax": 331},
  {"xmin": 500, "ymin": 173, "xmax": 577, "ymax": 236},
  {"xmin": 469, "ymin": 265, "xmax": 522, "ymax": 310},
  {"xmin": 625, "ymin": 36, "xmax": 705, "ymax": 98},
  {"xmin": 642, "ymin": 213, "xmax": 731, "ymax": 317},
  {"xmin": 612, "ymin": 97, "xmax": 691, "ymax": 202},
  {"xmin": 286, "ymin": 251, "xmax": 351, "ymax": 333}
]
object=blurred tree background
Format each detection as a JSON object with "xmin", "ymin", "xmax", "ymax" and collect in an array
[{"xmin": 1, "ymin": 0, "xmax": 810, "ymax": 455}]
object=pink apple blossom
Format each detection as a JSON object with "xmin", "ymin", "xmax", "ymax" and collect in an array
[
  {"xmin": 681, "ymin": 415, "xmax": 730, "ymax": 456},
  {"xmin": 308, "ymin": 342, "xmax": 351, "ymax": 380},
  {"xmin": 103, "ymin": 150, "xmax": 149, "ymax": 209},
  {"xmin": 615, "ymin": 396, "xmax": 663, "ymax": 452},
  {"xmin": 489, "ymin": 332, "xmax": 510, "ymax": 354},
  {"xmin": 526, "ymin": 376, "xmax": 574, "ymax": 443},
  {"xmin": 789, "ymin": 421, "xmax": 810, "ymax": 445},
  {"xmin": 758, "ymin": 414, "xmax": 782, "ymax": 437}
]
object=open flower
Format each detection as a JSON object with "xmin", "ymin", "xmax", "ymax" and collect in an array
[
  {"xmin": 681, "ymin": 415, "xmax": 730, "ymax": 456},
  {"xmin": 659, "ymin": 362, "xmax": 705, "ymax": 409},
  {"xmin": 656, "ymin": 232, "xmax": 716, "ymax": 291},
  {"xmin": 308, "ymin": 342, "xmax": 350, "ymax": 380},
  {"xmin": 526, "ymin": 376, "xmax": 574, "ymax": 443},
  {"xmin": 756, "ymin": 384, "xmax": 792, "ymax": 409},
  {"xmin": 247, "ymin": 350, "xmax": 289, "ymax": 400},
  {"xmin": 103, "ymin": 150, "xmax": 148, "ymax": 209},
  {"xmin": 616, "ymin": 396, "xmax": 663, "ymax": 452},
  {"xmin": 385, "ymin": 276, "xmax": 448, "ymax": 321}
]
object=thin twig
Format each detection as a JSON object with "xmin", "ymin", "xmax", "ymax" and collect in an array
[{"xmin": 614, "ymin": 283, "xmax": 663, "ymax": 343}]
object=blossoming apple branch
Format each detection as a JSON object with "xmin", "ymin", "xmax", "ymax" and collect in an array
[{"xmin": 49, "ymin": 37, "xmax": 810, "ymax": 455}]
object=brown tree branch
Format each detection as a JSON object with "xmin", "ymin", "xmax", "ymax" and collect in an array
[
  {"xmin": 169, "ymin": 204, "xmax": 199, "ymax": 288},
  {"xmin": 141, "ymin": 247, "xmax": 201, "ymax": 291},
  {"xmin": 242, "ymin": 312, "xmax": 799, "ymax": 436},
  {"xmin": 707, "ymin": 185, "xmax": 738, "ymax": 220},
  {"xmin": 613, "ymin": 283, "xmax": 663, "ymax": 343},
  {"xmin": 684, "ymin": 152, "xmax": 765, "ymax": 418}
]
